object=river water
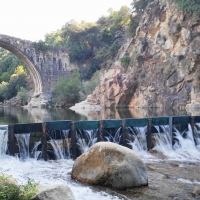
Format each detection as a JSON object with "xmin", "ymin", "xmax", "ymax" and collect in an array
[
  {"xmin": 0, "ymin": 106, "xmax": 190, "ymax": 125},
  {"xmin": 1, "ymin": 106, "xmax": 200, "ymax": 200}
]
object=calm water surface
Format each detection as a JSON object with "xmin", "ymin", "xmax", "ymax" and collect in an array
[{"xmin": 0, "ymin": 106, "xmax": 190, "ymax": 125}]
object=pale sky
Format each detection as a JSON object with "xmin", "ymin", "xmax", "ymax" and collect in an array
[{"xmin": 0, "ymin": 0, "xmax": 132, "ymax": 41}]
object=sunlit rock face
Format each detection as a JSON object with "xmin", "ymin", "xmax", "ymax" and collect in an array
[
  {"xmin": 71, "ymin": 142, "xmax": 148, "ymax": 189},
  {"xmin": 88, "ymin": 0, "xmax": 200, "ymax": 111}
]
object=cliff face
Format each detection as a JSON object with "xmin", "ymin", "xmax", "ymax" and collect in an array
[{"xmin": 89, "ymin": 0, "xmax": 200, "ymax": 111}]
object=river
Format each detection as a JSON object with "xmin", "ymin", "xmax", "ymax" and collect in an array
[
  {"xmin": 0, "ymin": 106, "xmax": 200, "ymax": 199},
  {"xmin": 0, "ymin": 106, "xmax": 190, "ymax": 125}
]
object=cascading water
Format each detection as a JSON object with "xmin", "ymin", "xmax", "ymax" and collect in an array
[
  {"xmin": 0, "ymin": 125, "xmax": 8, "ymax": 157},
  {"xmin": 194, "ymin": 122, "xmax": 200, "ymax": 148},
  {"xmin": 48, "ymin": 129, "xmax": 71, "ymax": 159},
  {"xmin": 31, "ymin": 141, "xmax": 41, "ymax": 159},
  {"xmin": 126, "ymin": 126, "xmax": 155, "ymax": 159},
  {"xmin": 76, "ymin": 129, "xmax": 98, "ymax": 154},
  {"xmin": 153, "ymin": 124, "xmax": 200, "ymax": 161},
  {"xmin": 15, "ymin": 133, "xmax": 30, "ymax": 160},
  {"xmin": 104, "ymin": 127, "xmax": 122, "ymax": 144},
  {"xmin": 153, "ymin": 125, "xmax": 172, "ymax": 152}
]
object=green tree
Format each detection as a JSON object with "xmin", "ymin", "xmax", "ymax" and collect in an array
[
  {"xmin": 0, "ymin": 72, "xmax": 10, "ymax": 82},
  {"xmin": 131, "ymin": 0, "xmax": 154, "ymax": 13},
  {"xmin": 176, "ymin": 0, "xmax": 200, "ymax": 15},
  {"xmin": 52, "ymin": 71, "xmax": 81, "ymax": 105},
  {"xmin": 0, "ymin": 81, "xmax": 8, "ymax": 101},
  {"xmin": 17, "ymin": 87, "xmax": 28, "ymax": 105}
]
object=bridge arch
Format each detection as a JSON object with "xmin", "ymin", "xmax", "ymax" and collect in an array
[
  {"xmin": 0, "ymin": 34, "xmax": 74, "ymax": 105},
  {"xmin": 0, "ymin": 40, "xmax": 42, "ymax": 98}
]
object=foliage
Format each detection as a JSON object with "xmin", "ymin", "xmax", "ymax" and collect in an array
[
  {"xmin": 128, "ymin": 14, "xmax": 141, "ymax": 37},
  {"xmin": 52, "ymin": 71, "xmax": 81, "ymax": 105},
  {"xmin": 81, "ymin": 71, "xmax": 100, "ymax": 100},
  {"xmin": 33, "ymin": 40, "xmax": 50, "ymax": 51},
  {"xmin": 0, "ymin": 48, "xmax": 24, "ymax": 82},
  {"xmin": 120, "ymin": 56, "xmax": 131, "ymax": 64},
  {"xmin": 131, "ymin": 0, "xmax": 154, "ymax": 13},
  {"xmin": 0, "ymin": 174, "xmax": 38, "ymax": 200},
  {"xmin": 14, "ymin": 65, "xmax": 27, "ymax": 76},
  {"xmin": 120, "ymin": 56, "xmax": 131, "ymax": 69},
  {"xmin": 45, "ymin": 30, "xmax": 63, "ymax": 46},
  {"xmin": 44, "ymin": 6, "xmax": 132, "ymax": 80},
  {"xmin": 17, "ymin": 87, "xmax": 28, "ymax": 105},
  {"xmin": 176, "ymin": 0, "xmax": 200, "ymax": 15},
  {"xmin": 0, "ymin": 65, "xmax": 28, "ymax": 101}
]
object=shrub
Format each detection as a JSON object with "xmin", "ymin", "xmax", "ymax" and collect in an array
[
  {"xmin": 52, "ymin": 71, "xmax": 81, "ymax": 105},
  {"xmin": 120, "ymin": 56, "xmax": 131, "ymax": 69},
  {"xmin": 0, "ymin": 174, "xmax": 38, "ymax": 200},
  {"xmin": 17, "ymin": 87, "xmax": 28, "ymax": 106},
  {"xmin": 176, "ymin": 0, "xmax": 200, "ymax": 15},
  {"xmin": 33, "ymin": 40, "xmax": 50, "ymax": 51}
]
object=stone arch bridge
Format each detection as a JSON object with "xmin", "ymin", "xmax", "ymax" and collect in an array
[{"xmin": 0, "ymin": 34, "xmax": 77, "ymax": 104}]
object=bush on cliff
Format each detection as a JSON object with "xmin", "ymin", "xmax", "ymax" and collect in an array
[{"xmin": 176, "ymin": 0, "xmax": 200, "ymax": 15}]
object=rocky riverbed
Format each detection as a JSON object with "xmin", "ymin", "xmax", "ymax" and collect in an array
[{"xmin": 93, "ymin": 160, "xmax": 200, "ymax": 200}]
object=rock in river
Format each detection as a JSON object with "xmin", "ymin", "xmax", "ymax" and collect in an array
[{"xmin": 71, "ymin": 142, "xmax": 148, "ymax": 189}]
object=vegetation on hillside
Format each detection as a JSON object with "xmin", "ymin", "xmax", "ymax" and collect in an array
[
  {"xmin": 176, "ymin": 0, "xmax": 200, "ymax": 15},
  {"xmin": 0, "ymin": 49, "xmax": 30, "ymax": 104}
]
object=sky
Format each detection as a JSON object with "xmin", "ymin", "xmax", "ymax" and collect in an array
[{"xmin": 1, "ymin": 0, "xmax": 132, "ymax": 41}]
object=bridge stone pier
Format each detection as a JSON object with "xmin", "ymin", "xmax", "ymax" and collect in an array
[{"xmin": 0, "ymin": 34, "xmax": 77, "ymax": 105}]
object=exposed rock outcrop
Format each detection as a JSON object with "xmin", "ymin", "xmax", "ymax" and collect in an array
[
  {"xmin": 71, "ymin": 142, "xmax": 148, "ymax": 189},
  {"xmin": 85, "ymin": 0, "xmax": 200, "ymax": 111}
]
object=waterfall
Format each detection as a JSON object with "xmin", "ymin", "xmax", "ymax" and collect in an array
[
  {"xmin": 31, "ymin": 141, "xmax": 41, "ymax": 160},
  {"xmin": 126, "ymin": 126, "xmax": 147, "ymax": 152},
  {"xmin": 153, "ymin": 125, "xmax": 172, "ymax": 152},
  {"xmin": 15, "ymin": 133, "xmax": 30, "ymax": 160},
  {"xmin": 194, "ymin": 123, "xmax": 200, "ymax": 148},
  {"xmin": 153, "ymin": 124, "xmax": 200, "ymax": 161},
  {"xmin": 48, "ymin": 130, "xmax": 71, "ymax": 160},
  {"xmin": 125, "ymin": 126, "xmax": 155, "ymax": 160},
  {"xmin": 76, "ymin": 129, "xmax": 98, "ymax": 154},
  {"xmin": 0, "ymin": 125, "xmax": 8, "ymax": 157},
  {"xmin": 104, "ymin": 128, "xmax": 122, "ymax": 144}
]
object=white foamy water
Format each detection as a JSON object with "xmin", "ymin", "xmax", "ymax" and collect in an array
[
  {"xmin": 153, "ymin": 124, "xmax": 200, "ymax": 162},
  {"xmin": 0, "ymin": 127, "xmax": 8, "ymax": 156},
  {"xmin": 0, "ymin": 156, "xmax": 120, "ymax": 200},
  {"xmin": 177, "ymin": 178, "xmax": 200, "ymax": 185},
  {"xmin": 1, "ymin": 123, "xmax": 200, "ymax": 199},
  {"xmin": 127, "ymin": 126, "xmax": 157, "ymax": 161}
]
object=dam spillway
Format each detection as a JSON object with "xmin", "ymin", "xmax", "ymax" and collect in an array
[{"xmin": 0, "ymin": 115, "xmax": 200, "ymax": 161}]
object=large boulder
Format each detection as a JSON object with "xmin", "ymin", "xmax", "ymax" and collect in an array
[
  {"xmin": 30, "ymin": 184, "xmax": 75, "ymax": 200},
  {"xmin": 71, "ymin": 142, "xmax": 148, "ymax": 189}
]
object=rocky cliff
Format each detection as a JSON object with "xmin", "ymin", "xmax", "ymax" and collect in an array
[{"xmin": 87, "ymin": 0, "xmax": 200, "ymax": 112}]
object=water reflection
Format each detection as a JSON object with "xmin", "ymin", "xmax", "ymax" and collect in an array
[{"xmin": 0, "ymin": 106, "xmax": 191, "ymax": 125}]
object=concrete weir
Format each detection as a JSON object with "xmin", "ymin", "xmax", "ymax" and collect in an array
[{"xmin": 1, "ymin": 115, "xmax": 199, "ymax": 160}]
